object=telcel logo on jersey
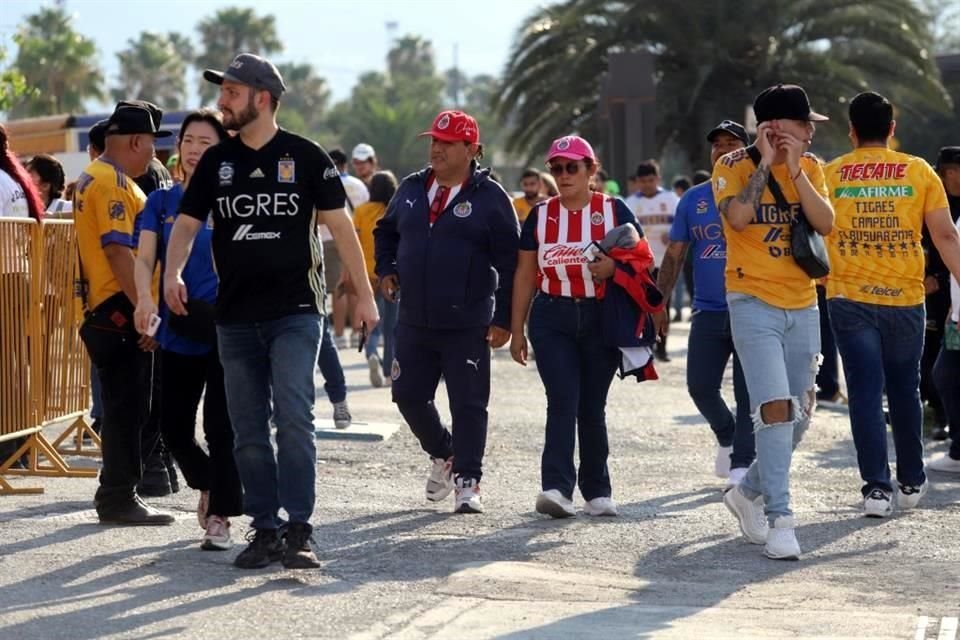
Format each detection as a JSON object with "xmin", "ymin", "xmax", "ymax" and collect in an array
[
  {"xmin": 232, "ymin": 224, "xmax": 282, "ymax": 241},
  {"xmin": 859, "ymin": 284, "xmax": 903, "ymax": 297},
  {"xmin": 542, "ymin": 244, "xmax": 587, "ymax": 267},
  {"xmin": 216, "ymin": 193, "xmax": 300, "ymax": 218}
]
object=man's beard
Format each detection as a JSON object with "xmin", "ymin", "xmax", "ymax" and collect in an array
[
  {"xmin": 223, "ymin": 96, "xmax": 259, "ymax": 131},
  {"xmin": 523, "ymin": 191, "xmax": 539, "ymax": 199}
]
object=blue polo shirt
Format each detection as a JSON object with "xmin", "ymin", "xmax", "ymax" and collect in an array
[
  {"xmin": 139, "ymin": 183, "xmax": 218, "ymax": 355},
  {"xmin": 669, "ymin": 181, "xmax": 727, "ymax": 312}
]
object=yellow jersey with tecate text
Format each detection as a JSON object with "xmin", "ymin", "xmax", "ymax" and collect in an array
[
  {"xmin": 712, "ymin": 150, "xmax": 827, "ymax": 309},
  {"xmin": 824, "ymin": 147, "xmax": 948, "ymax": 306},
  {"xmin": 73, "ymin": 158, "xmax": 146, "ymax": 309}
]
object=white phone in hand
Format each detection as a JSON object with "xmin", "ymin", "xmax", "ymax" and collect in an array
[{"xmin": 146, "ymin": 313, "xmax": 161, "ymax": 337}]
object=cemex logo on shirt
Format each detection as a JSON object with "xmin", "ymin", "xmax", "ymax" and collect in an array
[{"xmin": 232, "ymin": 224, "xmax": 282, "ymax": 241}]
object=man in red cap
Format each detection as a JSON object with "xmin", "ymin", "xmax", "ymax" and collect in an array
[{"xmin": 374, "ymin": 110, "xmax": 520, "ymax": 514}]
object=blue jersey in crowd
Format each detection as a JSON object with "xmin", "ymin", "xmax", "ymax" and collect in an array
[
  {"xmin": 138, "ymin": 183, "xmax": 218, "ymax": 355},
  {"xmin": 669, "ymin": 181, "xmax": 728, "ymax": 312}
]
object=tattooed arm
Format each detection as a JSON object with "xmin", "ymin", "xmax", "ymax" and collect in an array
[
  {"xmin": 653, "ymin": 241, "xmax": 688, "ymax": 337},
  {"xmin": 721, "ymin": 162, "xmax": 770, "ymax": 232}
]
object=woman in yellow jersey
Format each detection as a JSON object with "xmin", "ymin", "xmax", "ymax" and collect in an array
[
  {"xmin": 712, "ymin": 85, "xmax": 834, "ymax": 561},
  {"xmin": 354, "ymin": 170, "xmax": 398, "ymax": 387}
]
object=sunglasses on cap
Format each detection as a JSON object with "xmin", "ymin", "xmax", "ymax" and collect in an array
[{"xmin": 548, "ymin": 161, "xmax": 588, "ymax": 176}]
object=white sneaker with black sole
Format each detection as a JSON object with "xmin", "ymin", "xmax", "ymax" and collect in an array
[
  {"xmin": 583, "ymin": 497, "xmax": 618, "ymax": 517},
  {"xmin": 863, "ymin": 488, "xmax": 893, "ymax": 517},
  {"xmin": 333, "ymin": 401, "xmax": 352, "ymax": 429},
  {"xmin": 368, "ymin": 354, "xmax": 384, "ymax": 388},
  {"xmin": 723, "ymin": 485, "xmax": 767, "ymax": 544},
  {"xmin": 426, "ymin": 457, "xmax": 454, "ymax": 502},
  {"xmin": 535, "ymin": 489, "xmax": 576, "ymax": 518},
  {"xmin": 764, "ymin": 515, "xmax": 801, "ymax": 561},
  {"xmin": 454, "ymin": 477, "xmax": 483, "ymax": 513},
  {"xmin": 897, "ymin": 479, "xmax": 928, "ymax": 510}
]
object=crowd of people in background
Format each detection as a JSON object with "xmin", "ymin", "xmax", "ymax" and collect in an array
[{"xmin": 3, "ymin": 51, "xmax": 960, "ymax": 570}]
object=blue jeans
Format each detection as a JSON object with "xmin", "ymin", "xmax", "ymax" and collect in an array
[
  {"xmin": 365, "ymin": 291, "xmax": 399, "ymax": 376},
  {"xmin": 528, "ymin": 295, "xmax": 620, "ymax": 501},
  {"xmin": 217, "ymin": 313, "xmax": 322, "ymax": 530},
  {"xmin": 829, "ymin": 299, "xmax": 926, "ymax": 494},
  {"xmin": 728, "ymin": 293, "xmax": 820, "ymax": 524},
  {"xmin": 687, "ymin": 309, "xmax": 755, "ymax": 469},
  {"xmin": 317, "ymin": 317, "xmax": 346, "ymax": 404},
  {"xmin": 933, "ymin": 345, "xmax": 960, "ymax": 460}
]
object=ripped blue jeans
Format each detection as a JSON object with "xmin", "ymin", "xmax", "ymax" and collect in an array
[{"xmin": 727, "ymin": 293, "xmax": 821, "ymax": 524}]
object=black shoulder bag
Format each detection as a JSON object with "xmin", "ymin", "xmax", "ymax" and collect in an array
[{"xmin": 746, "ymin": 147, "xmax": 830, "ymax": 279}]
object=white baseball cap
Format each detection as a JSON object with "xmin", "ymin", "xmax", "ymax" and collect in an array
[{"xmin": 352, "ymin": 143, "xmax": 376, "ymax": 161}]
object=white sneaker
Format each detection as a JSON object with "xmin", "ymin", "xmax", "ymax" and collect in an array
[
  {"xmin": 863, "ymin": 488, "xmax": 893, "ymax": 518},
  {"xmin": 723, "ymin": 485, "xmax": 767, "ymax": 544},
  {"xmin": 368, "ymin": 354, "xmax": 384, "ymax": 388},
  {"xmin": 714, "ymin": 445, "xmax": 732, "ymax": 478},
  {"xmin": 535, "ymin": 489, "xmax": 576, "ymax": 519},
  {"xmin": 334, "ymin": 334, "xmax": 348, "ymax": 350},
  {"xmin": 764, "ymin": 516, "xmax": 801, "ymax": 561},
  {"xmin": 726, "ymin": 467, "xmax": 748, "ymax": 489},
  {"xmin": 927, "ymin": 453, "xmax": 960, "ymax": 473},
  {"xmin": 583, "ymin": 496, "xmax": 618, "ymax": 517},
  {"xmin": 454, "ymin": 477, "xmax": 483, "ymax": 514},
  {"xmin": 333, "ymin": 401, "xmax": 352, "ymax": 429},
  {"xmin": 897, "ymin": 479, "xmax": 928, "ymax": 510},
  {"xmin": 200, "ymin": 515, "xmax": 232, "ymax": 551},
  {"xmin": 426, "ymin": 457, "xmax": 454, "ymax": 502}
]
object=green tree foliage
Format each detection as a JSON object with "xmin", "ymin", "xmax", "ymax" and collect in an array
[
  {"xmin": 113, "ymin": 32, "xmax": 193, "ymax": 110},
  {"xmin": 10, "ymin": 7, "xmax": 103, "ymax": 117},
  {"xmin": 0, "ymin": 44, "xmax": 35, "ymax": 114},
  {"xmin": 194, "ymin": 7, "xmax": 282, "ymax": 105},
  {"xmin": 495, "ymin": 0, "xmax": 948, "ymax": 168},
  {"xmin": 275, "ymin": 62, "xmax": 330, "ymax": 140}
]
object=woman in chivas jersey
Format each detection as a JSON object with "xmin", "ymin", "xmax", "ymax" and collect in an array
[{"xmin": 510, "ymin": 135, "xmax": 639, "ymax": 518}]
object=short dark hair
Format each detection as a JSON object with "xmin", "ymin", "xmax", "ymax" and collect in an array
[
  {"xmin": 177, "ymin": 109, "xmax": 228, "ymax": 178},
  {"xmin": 635, "ymin": 159, "xmax": 660, "ymax": 178},
  {"xmin": 270, "ymin": 95, "xmax": 279, "ymax": 113},
  {"xmin": 672, "ymin": 175, "xmax": 691, "ymax": 191},
  {"xmin": 520, "ymin": 168, "xmax": 540, "ymax": 181},
  {"xmin": 849, "ymin": 91, "xmax": 893, "ymax": 144},
  {"xmin": 693, "ymin": 170, "xmax": 711, "ymax": 185},
  {"xmin": 328, "ymin": 148, "xmax": 348, "ymax": 168},
  {"xmin": 368, "ymin": 170, "xmax": 398, "ymax": 204},
  {"xmin": 25, "ymin": 153, "xmax": 66, "ymax": 200}
]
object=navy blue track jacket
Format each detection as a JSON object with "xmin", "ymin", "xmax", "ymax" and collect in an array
[{"xmin": 373, "ymin": 166, "xmax": 520, "ymax": 330}]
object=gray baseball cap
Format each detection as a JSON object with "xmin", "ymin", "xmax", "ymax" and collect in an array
[{"xmin": 203, "ymin": 53, "xmax": 287, "ymax": 100}]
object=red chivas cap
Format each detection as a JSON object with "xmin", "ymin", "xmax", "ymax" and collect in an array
[{"xmin": 419, "ymin": 110, "xmax": 480, "ymax": 144}]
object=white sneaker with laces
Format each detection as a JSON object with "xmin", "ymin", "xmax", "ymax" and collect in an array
[
  {"xmin": 426, "ymin": 457, "xmax": 454, "ymax": 502},
  {"xmin": 454, "ymin": 477, "xmax": 483, "ymax": 514},
  {"xmin": 764, "ymin": 515, "xmax": 800, "ymax": 561},
  {"xmin": 583, "ymin": 496, "xmax": 618, "ymax": 517},
  {"xmin": 927, "ymin": 453, "xmax": 960, "ymax": 473},
  {"xmin": 897, "ymin": 479, "xmax": 928, "ymax": 510},
  {"xmin": 333, "ymin": 401, "xmax": 352, "ymax": 429},
  {"xmin": 535, "ymin": 489, "xmax": 576, "ymax": 518},
  {"xmin": 726, "ymin": 467, "xmax": 748, "ymax": 489},
  {"xmin": 201, "ymin": 515, "xmax": 232, "ymax": 551},
  {"xmin": 863, "ymin": 488, "xmax": 893, "ymax": 518},
  {"xmin": 714, "ymin": 445, "xmax": 732, "ymax": 478},
  {"xmin": 723, "ymin": 485, "xmax": 767, "ymax": 544},
  {"xmin": 368, "ymin": 354, "xmax": 384, "ymax": 388}
]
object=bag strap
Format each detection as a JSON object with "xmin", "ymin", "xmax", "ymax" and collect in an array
[{"xmin": 746, "ymin": 146, "xmax": 797, "ymax": 225}]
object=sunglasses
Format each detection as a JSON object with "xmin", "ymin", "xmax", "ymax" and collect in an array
[{"xmin": 548, "ymin": 161, "xmax": 585, "ymax": 176}]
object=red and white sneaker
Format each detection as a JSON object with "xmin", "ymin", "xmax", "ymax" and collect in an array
[
  {"xmin": 426, "ymin": 457, "xmax": 454, "ymax": 502},
  {"xmin": 454, "ymin": 476, "xmax": 483, "ymax": 514},
  {"xmin": 201, "ymin": 515, "xmax": 232, "ymax": 551}
]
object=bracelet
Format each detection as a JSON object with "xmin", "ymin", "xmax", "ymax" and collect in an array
[{"xmin": 792, "ymin": 168, "xmax": 803, "ymax": 181}]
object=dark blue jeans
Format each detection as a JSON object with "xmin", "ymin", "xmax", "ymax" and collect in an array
[
  {"xmin": 217, "ymin": 313, "xmax": 322, "ymax": 530},
  {"xmin": 933, "ymin": 345, "xmax": 960, "ymax": 460},
  {"xmin": 816, "ymin": 285, "xmax": 840, "ymax": 397},
  {"xmin": 528, "ymin": 295, "xmax": 620, "ymax": 501},
  {"xmin": 365, "ymin": 291, "xmax": 399, "ymax": 377},
  {"xmin": 829, "ymin": 299, "xmax": 926, "ymax": 494},
  {"xmin": 317, "ymin": 316, "xmax": 346, "ymax": 404},
  {"xmin": 686, "ymin": 309, "xmax": 755, "ymax": 469}
]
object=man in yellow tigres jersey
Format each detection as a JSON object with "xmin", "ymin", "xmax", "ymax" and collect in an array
[
  {"xmin": 512, "ymin": 168, "xmax": 545, "ymax": 222},
  {"xmin": 75, "ymin": 101, "xmax": 174, "ymax": 526},
  {"xmin": 824, "ymin": 91, "xmax": 960, "ymax": 518}
]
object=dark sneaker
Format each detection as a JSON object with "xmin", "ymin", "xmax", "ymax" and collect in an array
[
  {"xmin": 234, "ymin": 528, "xmax": 283, "ymax": 569},
  {"xmin": 97, "ymin": 497, "xmax": 175, "ymax": 526},
  {"xmin": 137, "ymin": 467, "xmax": 172, "ymax": 497},
  {"xmin": 282, "ymin": 522, "xmax": 320, "ymax": 569}
]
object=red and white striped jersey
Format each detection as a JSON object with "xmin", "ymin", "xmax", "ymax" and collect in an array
[{"xmin": 535, "ymin": 192, "xmax": 617, "ymax": 298}]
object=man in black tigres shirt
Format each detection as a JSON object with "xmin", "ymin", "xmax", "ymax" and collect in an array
[{"xmin": 163, "ymin": 53, "xmax": 379, "ymax": 570}]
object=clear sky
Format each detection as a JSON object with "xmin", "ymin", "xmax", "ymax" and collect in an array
[{"xmin": 2, "ymin": 0, "xmax": 552, "ymax": 109}]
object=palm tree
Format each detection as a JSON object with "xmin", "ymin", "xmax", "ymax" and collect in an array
[
  {"xmin": 387, "ymin": 35, "xmax": 437, "ymax": 81},
  {"xmin": 494, "ymin": 0, "xmax": 948, "ymax": 168},
  {"xmin": 113, "ymin": 32, "xmax": 193, "ymax": 110},
  {"xmin": 275, "ymin": 62, "xmax": 331, "ymax": 137},
  {"xmin": 10, "ymin": 7, "xmax": 103, "ymax": 117},
  {"xmin": 194, "ymin": 7, "xmax": 282, "ymax": 104}
]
